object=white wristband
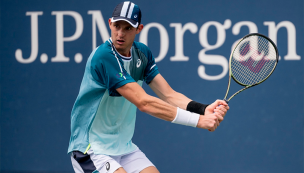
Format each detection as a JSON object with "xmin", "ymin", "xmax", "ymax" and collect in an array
[{"xmin": 171, "ymin": 107, "xmax": 200, "ymax": 127}]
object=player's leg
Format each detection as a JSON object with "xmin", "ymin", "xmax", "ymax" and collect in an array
[
  {"xmin": 113, "ymin": 167, "xmax": 127, "ymax": 173},
  {"xmin": 120, "ymin": 148, "xmax": 159, "ymax": 173},
  {"xmin": 140, "ymin": 166, "xmax": 160, "ymax": 173}
]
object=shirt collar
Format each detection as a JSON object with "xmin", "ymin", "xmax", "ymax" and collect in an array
[{"xmin": 109, "ymin": 38, "xmax": 132, "ymax": 61}]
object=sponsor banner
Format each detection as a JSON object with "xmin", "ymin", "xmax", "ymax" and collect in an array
[{"xmin": 0, "ymin": 0, "xmax": 303, "ymax": 172}]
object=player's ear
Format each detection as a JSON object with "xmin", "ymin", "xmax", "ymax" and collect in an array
[
  {"xmin": 108, "ymin": 18, "xmax": 112, "ymax": 27},
  {"xmin": 136, "ymin": 24, "xmax": 144, "ymax": 34}
]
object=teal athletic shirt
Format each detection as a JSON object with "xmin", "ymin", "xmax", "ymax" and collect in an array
[{"xmin": 67, "ymin": 38, "xmax": 159, "ymax": 156}]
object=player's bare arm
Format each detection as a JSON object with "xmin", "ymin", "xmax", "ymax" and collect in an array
[
  {"xmin": 116, "ymin": 82, "xmax": 177, "ymax": 121},
  {"xmin": 149, "ymin": 74, "xmax": 229, "ymax": 120},
  {"xmin": 148, "ymin": 74, "xmax": 192, "ymax": 109},
  {"xmin": 116, "ymin": 80, "xmax": 228, "ymax": 131}
]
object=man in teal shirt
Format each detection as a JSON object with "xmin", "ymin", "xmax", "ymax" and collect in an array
[{"xmin": 68, "ymin": 1, "xmax": 229, "ymax": 173}]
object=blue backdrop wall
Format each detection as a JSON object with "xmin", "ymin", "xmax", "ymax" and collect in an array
[{"xmin": 1, "ymin": 0, "xmax": 303, "ymax": 172}]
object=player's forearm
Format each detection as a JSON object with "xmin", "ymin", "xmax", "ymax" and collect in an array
[
  {"xmin": 161, "ymin": 91, "xmax": 191, "ymax": 110},
  {"xmin": 137, "ymin": 94, "xmax": 177, "ymax": 121},
  {"xmin": 149, "ymin": 74, "xmax": 192, "ymax": 109},
  {"xmin": 116, "ymin": 82, "xmax": 177, "ymax": 121}
]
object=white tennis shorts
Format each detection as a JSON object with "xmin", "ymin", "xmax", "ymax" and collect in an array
[{"xmin": 71, "ymin": 148, "xmax": 155, "ymax": 173}]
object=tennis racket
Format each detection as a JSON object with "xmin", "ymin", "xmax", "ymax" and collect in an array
[{"xmin": 223, "ymin": 33, "xmax": 279, "ymax": 103}]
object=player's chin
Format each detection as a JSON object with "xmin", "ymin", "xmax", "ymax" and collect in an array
[{"xmin": 113, "ymin": 43, "xmax": 126, "ymax": 49}]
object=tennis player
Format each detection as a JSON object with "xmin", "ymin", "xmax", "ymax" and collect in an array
[{"xmin": 68, "ymin": 1, "xmax": 229, "ymax": 173}]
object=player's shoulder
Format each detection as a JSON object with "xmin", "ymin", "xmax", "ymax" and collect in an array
[
  {"xmin": 95, "ymin": 40, "xmax": 114, "ymax": 58},
  {"xmin": 91, "ymin": 40, "xmax": 116, "ymax": 63}
]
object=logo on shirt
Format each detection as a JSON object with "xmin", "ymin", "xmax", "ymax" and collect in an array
[
  {"xmin": 105, "ymin": 162, "xmax": 110, "ymax": 171},
  {"xmin": 116, "ymin": 72, "xmax": 126, "ymax": 78},
  {"xmin": 150, "ymin": 64, "xmax": 156, "ymax": 70},
  {"xmin": 136, "ymin": 59, "xmax": 141, "ymax": 68}
]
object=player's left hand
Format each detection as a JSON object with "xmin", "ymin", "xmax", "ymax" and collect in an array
[{"xmin": 205, "ymin": 100, "xmax": 229, "ymax": 123}]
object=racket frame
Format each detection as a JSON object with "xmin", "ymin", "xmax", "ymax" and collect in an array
[{"xmin": 224, "ymin": 33, "xmax": 279, "ymax": 103}]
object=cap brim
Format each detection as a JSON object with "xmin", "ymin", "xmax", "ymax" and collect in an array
[{"xmin": 111, "ymin": 17, "xmax": 138, "ymax": 28}]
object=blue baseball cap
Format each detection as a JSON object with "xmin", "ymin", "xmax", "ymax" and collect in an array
[{"xmin": 111, "ymin": 1, "xmax": 142, "ymax": 28}]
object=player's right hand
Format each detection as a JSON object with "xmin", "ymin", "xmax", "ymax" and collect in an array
[{"xmin": 196, "ymin": 112, "xmax": 223, "ymax": 131}]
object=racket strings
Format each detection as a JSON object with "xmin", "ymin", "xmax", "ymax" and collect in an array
[{"xmin": 231, "ymin": 35, "xmax": 277, "ymax": 85}]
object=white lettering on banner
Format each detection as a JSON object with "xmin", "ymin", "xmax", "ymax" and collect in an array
[
  {"xmin": 170, "ymin": 23, "xmax": 198, "ymax": 61},
  {"xmin": 88, "ymin": 11, "xmax": 110, "ymax": 50},
  {"xmin": 15, "ymin": 11, "xmax": 301, "ymax": 81},
  {"xmin": 15, "ymin": 12, "xmax": 43, "ymax": 63},
  {"xmin": 139, "ymin": 23, "xmax": 169, "ymax": 63},
  {"xmin": 51, "ymin": 11, "xmax": 84, "ymax": 63},
  {"xmin": 264, "ymin": 21, "xmax": 300, "ymax": 60},
  {"xmin": 197, "ymin": 19, "xmax": 231, "ymax": 80},
  {"xmin": 231, "ymin": 21, "xmax": 258, "ymax": 53}
]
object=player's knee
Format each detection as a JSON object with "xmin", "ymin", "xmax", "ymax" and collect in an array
[
  {"xmin": 114, "ymin": 167, "xmax": 127, "ymax": 173},
  {"xmin": 140, "ymin": 166, "xmax": 160, "ymax": 173}
]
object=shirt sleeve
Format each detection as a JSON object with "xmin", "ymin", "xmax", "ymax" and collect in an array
[
  {"xmin": 91, "ymin": 53, "xmax": 135, "ymax": 96},
  {"xmin": 143, "ymin": 47, "xmax": 159, "ymax": 84}
]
